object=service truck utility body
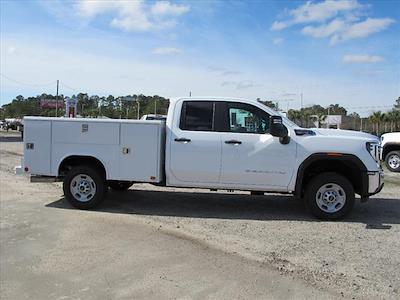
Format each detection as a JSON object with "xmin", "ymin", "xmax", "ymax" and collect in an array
[
  {"xmin": 19, "ymin": 97, "xmax": 384, "ymax": 220},
  {"xmin": 23, "ymin": 118, "xmax": 166, "ymax": 183}
]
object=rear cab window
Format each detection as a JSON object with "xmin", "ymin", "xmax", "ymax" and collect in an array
[{"xmin": 179, "ymin": 101, "xmax": 215, "ymax": 131}]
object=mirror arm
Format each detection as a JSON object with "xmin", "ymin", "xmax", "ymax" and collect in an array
[{"xmin": 279, "ymin": 135, "xmax": 290, "ymax": 144}]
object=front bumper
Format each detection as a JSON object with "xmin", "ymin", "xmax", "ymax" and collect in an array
[{"xmin": 367, "ymin": 169, "xmax": 384, "ymax": 196}]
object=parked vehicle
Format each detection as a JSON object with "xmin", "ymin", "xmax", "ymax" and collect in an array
[
  {"xmin": 380, "ymin": 132, "xmax": 400, "ymax": 172},
  {"xmin": 140, "ymin": 114, "xmax": 167, "ymax": 121},
  {"xmin": 16, "ymin": 97, "xmax": 384, "ymax": 220},
  {"xmin": 19, "ymin": 122, "xmax": 24, "ymax": 139}
]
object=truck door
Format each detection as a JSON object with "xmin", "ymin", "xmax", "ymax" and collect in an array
[
  {"xmin": 167, "ymin": 101, "xmax": 221, "ymax": 185},
  {"xmin": 219, "ymin": 102, "xmax": 296, "ymax": 190}
]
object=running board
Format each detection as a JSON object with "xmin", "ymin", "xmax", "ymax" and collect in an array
[{"xmin": 30, "ymin": 176, "xmax": 59, "ymax": 183}]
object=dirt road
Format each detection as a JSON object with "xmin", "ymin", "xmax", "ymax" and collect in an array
[{"xmin": 1, "ymin": 132, "xmax": 399, "ymax": 299}]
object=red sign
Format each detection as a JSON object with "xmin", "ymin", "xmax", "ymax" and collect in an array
[{"xmin": 40, "ymin": 99, "xmax": 65, "ymax": 109}]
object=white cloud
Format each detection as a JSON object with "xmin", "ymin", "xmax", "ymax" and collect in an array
[
  {"xmin": 221, "ymin": 80, "xmax": 261, "ymax": 90},
  {"xmin": 271, "ymin": 0, "xmax": 394, "ymax": 44},
  {"xmin": 343, "ymin": 54, "xmax": 384, "ymax": 63},
  {"xmin": 207, "ymin": 66, "xmax": 242, "ymax": 76},
  {"xmin": 272, "ymin": 38, "xmax": 284, "ymax": 45},
  {"xmin": 151, "ymin": 1, "xmax": 189, "ymax": 16},
  {"xmin": 289, "ymin": 0, "xmax": 361, "ymax": 24},
  {"xmin": 152, "ymin": 47, "xmax": 182, "ymax": 55},
  {"xmin": 302, "ymin": 18, "xmax": 346, "ymax": 38},
  {"xmin": 339, "ymin": 17, "xmax": 395, "ymax": 41},
  {"xmin": 271, "ymin": 0, "xmax": 362, "ymax": 30},
  {"xmin": 302, "ymin": 17, "xmax": 394, "ymax": 44},
  {"xmin": 68, "ymin": 0, "xmax": 189, "ymax": 32},
  {"xmin": 74, "ymin": 0, "xmax": 116, "ymax": 18},
  {"xmin": 271, "ymin": 21, "xmax": 288, "ymax": 31}
]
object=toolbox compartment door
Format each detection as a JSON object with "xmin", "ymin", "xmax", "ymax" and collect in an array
[
  {"xmin": 23, "ymin": 120, "xmax": 52, "ymax": 176},
  {"xmin": 119, "ymin": 122, "xmax": 164, "ymax": 182}
]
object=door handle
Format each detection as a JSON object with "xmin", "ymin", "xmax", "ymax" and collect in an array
[
  {"xmin": 225, "ymin": 140, "xmax": 242, "ymax": 145},
  {"xmin": 174, "ymin": 138, "xmax": 191, "ymax": 143}
]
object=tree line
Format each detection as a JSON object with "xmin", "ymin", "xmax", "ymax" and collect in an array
[
  {"xmin": 1, "ymin": 93, "xmax": 399, "ymax": 134},
  {"xmin": 0, "ymin": 93, "xmax": 169, "ymax": 120},
  {"xmin": 284, "ymin": 97, "xmax": 400, "ymax": 135}
]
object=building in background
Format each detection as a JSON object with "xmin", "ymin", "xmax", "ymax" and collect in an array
[{"xmin": 65, "ymin": 97, "xmax": 77, "ymax": 118}]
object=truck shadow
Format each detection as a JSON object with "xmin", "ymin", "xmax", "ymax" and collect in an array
[
  {"xmin": 0, "ymin": 135, "xmax": 22, "ymax": 142},
  {"xmin": 46, "ymin": 188, "xmax": 400, "ymax": 228}
]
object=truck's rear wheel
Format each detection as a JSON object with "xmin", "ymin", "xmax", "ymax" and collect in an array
[
  {"xmin": 63, "ymin": 166, "xmax": 105, "ymax": 209},
  {"xmin": 304, "ymin": 172, "xmax": 355, "ymax": 220},
  {"xmin": 385, "ymin": 151, "xmax": 400, "ymax": 172},
  {"xmin": 108, "ymin": 181, "xmax": 133, "ymax": 191}
]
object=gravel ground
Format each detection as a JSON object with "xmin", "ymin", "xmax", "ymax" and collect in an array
[{"xmin": 1, "ymin": 132, "xmax": 399, "ymax": 299}]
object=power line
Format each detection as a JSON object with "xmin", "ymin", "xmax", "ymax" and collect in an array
[
  {"xmin": 58, "ymin": 81, "xmax": 82, "ymax": 93},
  {"xmin": 0, "ymin": 73, "xmax": 56, "ymax": 87},
  {"xmin": 344, "ymin": 105, "xmax": 393, "ymax": 109}
]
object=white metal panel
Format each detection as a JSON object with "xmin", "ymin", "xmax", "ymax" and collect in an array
[
  {"xmin": 51, "ymin": 143, "xmax": 120, "ymax": 179},
  {"xmin": 23, "ymin": 120, "xmax": 52, "ymax": 176},
  {"xmin": 52, "ymin": 121, "xmax": 119, "ymax": 145},
  {"xmin": 119, "ymin": 122, "xmax": 165, "ymax": 182}
]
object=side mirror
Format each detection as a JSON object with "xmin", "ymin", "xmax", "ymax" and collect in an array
[
  {"xmin": 269, "ymin": 116, "xmax": 287, "ymax": 137},
  {"xmin": 269, "ymin": 116, "xmax": 290, "ymax": 144}
]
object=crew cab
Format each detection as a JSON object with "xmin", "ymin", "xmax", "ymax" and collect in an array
[
  {"xmin": 380, "ymin": 132, "xmax": 400, "ymax": 172},
  {"xmin": 17, "ymin": 97, "xmax": 384, "ymax": 220}
]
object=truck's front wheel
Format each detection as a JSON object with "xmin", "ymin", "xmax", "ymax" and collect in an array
[
  {"xmin": 63, "ymin": 166, "xmax": 106, "ymax": 209},
  {"xmin": 304, "ymin": 172, "xmax": 355, "ymax": 220}
]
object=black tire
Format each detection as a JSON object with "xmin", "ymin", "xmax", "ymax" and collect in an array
[
  {"xmin": 385, "ymin": 151, "xmax": 400, "ymax": 172},
  {"xmin": 304, "ymin": 172, "xmax": 355, "ymax": 220},
  {"xmin": 108, "ymin": 181, "xmax": 134, "ymax": 191},
  {"xmin": 63, "ymin": 165, "xmax": 106, "ymax": 209}
]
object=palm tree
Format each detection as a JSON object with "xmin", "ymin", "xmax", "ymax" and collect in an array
[
  {"xmin": 301, "ymin": 111, "xmax": 312, "ymax": 128},
  {"xmin": 368, "ymin": 115, "xmax": 375, "ymax": 133},
  {"xmin": 387, "ymin": 109, "xmax": 400, "ymax": 132},
  {"xmin": 382, "ymin": 113, "xmax": 390, "ymax": 133},
  {"xmin": 371, "ymin": 111, "xmax": 384, "ymax": 135},
  {"xmin": 288, "ymin": 110, "xmax": 302, "ymax": 126}
]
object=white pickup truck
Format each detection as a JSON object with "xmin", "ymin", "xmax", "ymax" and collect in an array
[
  {"xmin": 18, "ymin": 97, "xmax": 384, "ymax": 220},
  {"xmin": 380, "ymin": 132, "xmax": 400, "ymax": 172}
]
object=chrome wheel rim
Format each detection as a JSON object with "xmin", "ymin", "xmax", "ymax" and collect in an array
[
  {"xmin": 70, "ymin": 174, "xmax": 96, "ymax": 202},
  {"xmin": 388, "ymin": 154, "xmax": 400, "ymax": 170},
  {"xmin": 316, "ymin": 183, "xmax": 346, "ymax": 213}
]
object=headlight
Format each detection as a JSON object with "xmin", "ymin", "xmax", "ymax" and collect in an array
[{"xmin": 366, "ymin": 141, "xmax": 380, "ymax": 162}]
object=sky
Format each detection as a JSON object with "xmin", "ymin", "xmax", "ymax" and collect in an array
[{"xmin": 1, "ymin": 0, "xmax": 399, "ymax": 115}]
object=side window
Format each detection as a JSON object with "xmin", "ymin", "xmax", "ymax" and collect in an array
[
  {"xmin": 227, "ymin": 103, "xmax": 270, "ymax": 134},
  {"xmin": 180, "ymin": 101, "xmax": 214, "ymax": 131}
]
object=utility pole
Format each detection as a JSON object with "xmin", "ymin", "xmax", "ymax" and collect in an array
[
  {"xmin": 300, "ymin": 93, "xmax": 303, "ymax": 109},
  {"xmin": 154, "ymin": 99, "xmax": 157, "ymax": 115},
  {"xmin": 119, "ymin": 97, "xmax": 122, "ymax": 119},
  {"xmin": 137, "ymin": 100, "xmax": 140, "ymax": 119},
  {"xmin": 55, "ymin": 80, "xmax": 59, "ymax": 117}
]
